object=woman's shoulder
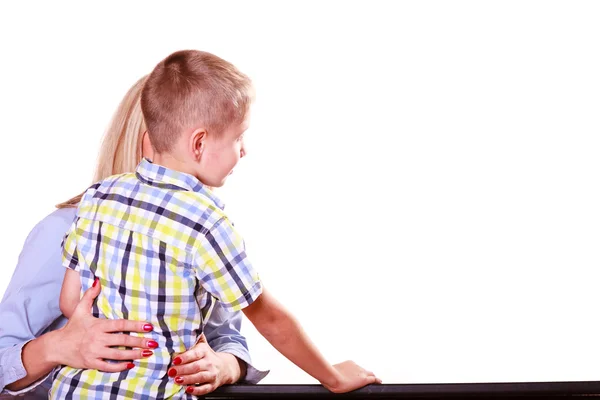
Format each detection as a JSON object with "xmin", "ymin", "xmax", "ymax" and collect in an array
[
  {"xmin": 36, "ymin": 207, "xmax": 76, "ymax": 230},
  {"xmin": 23, "ymin": 207, "xmax": 77, "ymax": 246},
  {"xmin": 48, "ymin": 207, "xmax": 77, "ymax": 223}
]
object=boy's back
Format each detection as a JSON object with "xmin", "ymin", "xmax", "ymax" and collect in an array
[
  {"xmin": 53, "ymin": 49, "xmax": 379, "ymax": 399},
  {"xmin": 50, "ymin": 159, "xmax": 261, "ymax": 399}
]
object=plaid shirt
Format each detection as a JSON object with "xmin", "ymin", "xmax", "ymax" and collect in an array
[{"xmin": 50, "ymin": 158, "xmax": 262, "ymax": 400}]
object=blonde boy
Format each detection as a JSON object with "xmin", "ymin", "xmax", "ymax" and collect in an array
[{"xmin": 52, "ymin": 50, "xmax": 379, "ymax": 399}]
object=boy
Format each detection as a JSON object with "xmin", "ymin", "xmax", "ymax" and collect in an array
[{"xmin": 51, "ymin": 50, "xmax": 379, "ymax": 399}]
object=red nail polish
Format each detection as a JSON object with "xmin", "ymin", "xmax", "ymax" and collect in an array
[
  {"xmin": 173, "ymin": 356, "xmax": 182, "ymax": 365},
  {"xmin": 92, "ymin": 277, "xmax": 99, "ymax": 288},
  {"xmin": 126, "ymin": 362, "xmax": 135, "ymax": 370},
  {"xmin": 175, "ymin": 376, "xmax": 184, "ymax": 384},
  {"xmin": 141, "ymin": 350, "xmax": 153, "ymax": 357},
  {"xmin": 186, "ymin": 386, "xmax": 194, "ymax": 394},
  {"xmin": 143, "ymin": 323, "xmax": 153, "ymax": 332},
  {"xmin": 148, "ymin": 340, "xmax": 158, "ymax": 349},
  {"xmin": 168, "ymin": 368, "xmax": 177, "ymax": 377}
]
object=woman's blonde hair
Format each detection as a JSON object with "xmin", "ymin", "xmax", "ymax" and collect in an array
[{"xmin": 56, "ymin": 75, "xmax": 148, "ymax": 208}]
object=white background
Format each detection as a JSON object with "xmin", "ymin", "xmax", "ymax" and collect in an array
[{"xmin": 0, "ymin": 0, "xmax": 599, "ymax": 385}]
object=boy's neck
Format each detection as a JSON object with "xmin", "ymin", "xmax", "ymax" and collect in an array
[{"xmin": 151, "ymin": 152, "xmax": 198, "ymax": 180}]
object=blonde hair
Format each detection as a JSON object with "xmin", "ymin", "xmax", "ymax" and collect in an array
[
  {"xmin": 141, "ymin": 50, "xmax": 253, "ymax": 154},
  {"xmin": 56, "ymin": 75, "xmax": 148, "ymax": 209}
]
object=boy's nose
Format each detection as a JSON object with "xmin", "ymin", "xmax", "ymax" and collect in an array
[{"xmin": 240, "ymin": 145, "xmax": 247, "ymax": 158}]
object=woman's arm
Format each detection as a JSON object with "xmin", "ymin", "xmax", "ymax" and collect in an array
[
  {"xmin": 0, "ymin": 209, "xmax": 154, "ymax": 394},
  {"xmin": 202, "ymin": 303, "xmax": 268, "ymax": 384},
  {"xmin": 167, "ymin": 304, "xmax": 269, "ymax": 396},
  {"xmin": 8, "ymin": 282, "xmax": 156, "ymax": 391},
  {"xmin": 0, "ymin": 209, "xmax": 74, "ymax": 394}
]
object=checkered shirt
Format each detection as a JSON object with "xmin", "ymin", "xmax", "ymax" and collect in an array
[{"xmin": 50, "ymin": 158, "xmax": 262, "ymax": 399}]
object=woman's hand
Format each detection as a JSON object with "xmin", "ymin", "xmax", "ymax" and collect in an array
[
  {"xmin": 9, "ymin": 279, "xmax": 157, "ymax": 391},
  {"xmin": 52, "ymin": 278, "xmax": 156, "ymax": 372},
  {"xmin": 168, "ymin": 333, "xmax": 245, "ymax": 396}
]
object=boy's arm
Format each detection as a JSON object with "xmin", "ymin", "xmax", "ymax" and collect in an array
[
  {"xmin": 242, "ymin": 288, "xmax": 338, "ymax": 387},
  {"xmin": 59, "ymin": 217, "xmax": 83, "ymax": 320},
  {"xmin": 196, "ymin": 217, "xmax": 379, "ymax": 393},
  {"xmin": 59, "ymin": 265, "xmax": 82, "ymax": 319},
  {"xmin": 242, "ymin": 288, "xmax": 379, "ymax": 393}
]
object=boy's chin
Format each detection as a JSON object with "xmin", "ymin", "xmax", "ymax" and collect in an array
[
  {"xmin": 220, "ymin": 171, "xmax": 235, "ymax": 184},
  {"xmin": 207, "ymin": 172, "xmax": 234, "ymax": 188},
  {"xmin": 211, "ymin": 178, "xmax": 228, "ymax": 188}
]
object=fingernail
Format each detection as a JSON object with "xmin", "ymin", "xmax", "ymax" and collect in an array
[
  {"xmin": 186, "ymin": 386, "xmax": 194, "ymax": 394},
  {"xmin": 92, "ymin": 277, "xmax": 99, "ymax": 288},
  {"xmin": 148, "ymin": 340, "xmax": 158, "ymax": 349},
  {"xmin": 168, "ymin": 368, "xmax": 177, "ymax": 377},
  {"xmin": 143, "ymin": 323, "xmax": 153, "ymax": 332},
  {"xmin": 173, "ymin": 356, "xmax": 182, "ymax": 365},
  {"xmin": 175, "ymin": 376, "xmax": 184, "ymax": 384},
  {"xmin": 141, "ymin": 350, "xmax": 153, "ymax": 357},
  {"xmin": 126, "ymin": 362, "xmax": 135, "ymax": 370}
]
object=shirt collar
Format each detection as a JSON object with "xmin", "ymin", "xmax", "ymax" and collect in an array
[{"xmin": 135, "ymin": 158, "xmax": 225, "ymax": 210}]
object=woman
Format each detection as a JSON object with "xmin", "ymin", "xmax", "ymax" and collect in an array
[{"xmin": 0, "ymin": 76, "xmax": 267, "ymax": 398}]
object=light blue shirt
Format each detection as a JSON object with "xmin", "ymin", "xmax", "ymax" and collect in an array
[{"xmin": 0, "ymin": 207, "xmax": 267, "ymax": 398}]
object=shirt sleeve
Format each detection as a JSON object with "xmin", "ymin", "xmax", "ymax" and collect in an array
[
  {"xmin": 61, "ymin": 217, "xmax": 81, "ymax": 272},
  {"xmin": 202, "ymin": 302, "xmax": 269, "ymax": 384},
  {"xmin": 0, "ymin": 341, "xmax": 54, "ymax": 397},
  {"xmin": 194, "ymin": 217, "xmax": 262, "ymax": 312},
  {"xmin": 0, "ymin": 209, "xmax": 74, "ymax": 394}
]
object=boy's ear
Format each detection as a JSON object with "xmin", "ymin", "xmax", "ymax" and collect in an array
[
  {"xmin": 190, "ymin": 128, "xmax": 207, "ymax": 161},
  {"xmin": 141, "ymin": 131, "xmax": 155, "ymax": 161}
]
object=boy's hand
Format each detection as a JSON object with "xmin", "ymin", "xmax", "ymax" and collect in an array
[{"xmin": 322, "ymin": 360, "xmax": 381, "ymax": 394}]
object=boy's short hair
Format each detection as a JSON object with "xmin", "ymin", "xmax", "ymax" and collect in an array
[{"xmin": 141, "ymin": 50, "xmax": 253, "ymax": 153}]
